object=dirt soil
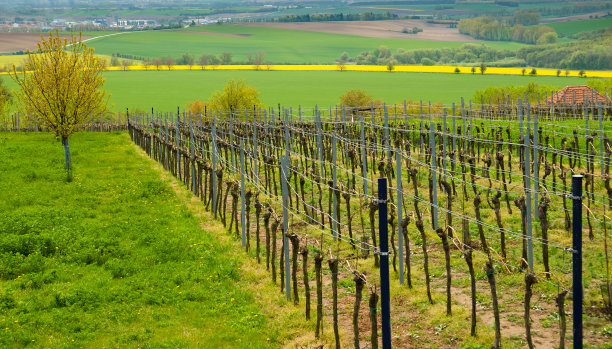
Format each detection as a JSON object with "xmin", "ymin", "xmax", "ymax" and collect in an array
[
  {"xmin": 244, "ymin": 20, "xmax": 477, "ymax": 42},
  {"xmin": 0, "ymin": 33, "xmax": 91, "ymax": 53}
]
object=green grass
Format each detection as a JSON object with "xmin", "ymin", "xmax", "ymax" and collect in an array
[
  {"xmin": 0, "ymin": 132, "xmax": 281, "ymax": 348},
  {"xmin": 98, "ymin": 70, "xmax": 587, "ymax": 112},
  {"xmin": 546, "ymin": 17, "xmax": 612, "ymax": 36},
  {"xmin": 85, "ymin": 25, "xmax": 524, "ymax": 64}
]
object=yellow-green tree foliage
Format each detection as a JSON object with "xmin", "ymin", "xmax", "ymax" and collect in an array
[
  {"xmin": 0, "ymin": 77, "xmax": 11, "ymax": 115},
  {"xmin": 0, "ymin": 77, "xmax": 12, "ymax": 128},
  {"xmin": 339, "ymin": 89, "xmax": 374, "ymax": 109},
  {"xmin": 10, "ymin": 30, "xmax": 108, "ymax": 137},
  {"xmin": 208, "ymin": 79, "xmax": 263, "ymax": 117},
  {"xmin": 10, "ymin": 30, "xmax": 108, "ymax": 180},
  {"xmin": 186, "ymin": 100, "xmax": 208, "ymax": 115}
]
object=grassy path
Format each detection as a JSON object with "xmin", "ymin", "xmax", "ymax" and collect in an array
[{"xmin": 0, "ymin": 132, "xmax": 307, "ymax": 348}]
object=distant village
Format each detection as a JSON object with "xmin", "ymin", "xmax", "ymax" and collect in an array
[{"xmin": 0, "ymin": 16, "xmax": 228, "ymax": 32}]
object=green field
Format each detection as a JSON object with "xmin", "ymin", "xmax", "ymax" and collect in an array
[
  {"xmin": 102, "ymin": 70, "xmax": 588, "ymax": 112},
  {"xmin": 1, "ymin": 69, "xmax": 591, "ymax": 112},
  {"xmin": 0, "ymin": 132, "xmax": 289, "ymax": 348},
  {"xmin": 546, "ymin": 17, "xmax": 612, "ymax": 36},
  {"xmin": 86, "ymin": 25, "xmax": 524, "ymax": 64}
]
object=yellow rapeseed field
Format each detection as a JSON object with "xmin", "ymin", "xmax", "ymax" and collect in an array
[{"xmin": 3, "ymin": 64, "xmax": 612, "ymax": 78}]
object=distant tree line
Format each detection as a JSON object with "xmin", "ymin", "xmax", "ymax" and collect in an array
[
  {"xmin": 535, "ymin": 1, "xmax": 612, "ymax": 18},
  {"xmin": 517, "ymin": 32, "xmax": 612, "ymax": 70},
  {"xmin": 458, "ymin": 15, "xmax": 558, "ymax": 44},
  {"xmin": 273, "ymin": 11, "xmax": 397, "ymax": 23},
  {"xmin": 139, "ymin": 51, "xmax": 268, "ymax": 67},
  {"xmin": 454, "ymin": 1, "xmax": 612, "ymax": 18},
  {"xmin": 347, "ymin": 44, "xmax": 515, "ymax": 66},
  {"xmin": 343, "ymin": 35, "xmax": 612, "ymax": 70},
  {"xmin": 112, "ymin": 52, "xmax": 145, "ymax": 61}
]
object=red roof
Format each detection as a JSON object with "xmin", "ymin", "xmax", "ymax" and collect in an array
[{"xmin": 546, "ymin": 85, "xmax": 610, "ymax": 105}]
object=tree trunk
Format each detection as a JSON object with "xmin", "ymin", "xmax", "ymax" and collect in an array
[{"xmin": 62, "ymin": 136, "xmax": 72, "ymax": 182}]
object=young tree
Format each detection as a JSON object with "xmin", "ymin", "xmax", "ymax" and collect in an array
[
  {"xmin": 164, "ymin": 56, "xmax": 175, "ymax": 70},
  {"xmin": 186, "ymin": 100, "xmax": 208, "ymax": 115},
  {"xmin": 479, "ymin": 63, "xmax": 487, "ymax": 75},
  {"xmin": 522, "ymin": 68, "xmax": 526, "ymax": 76},
  {"xmin": 556, "ymin": 69, "xmax": 561, "ymax": 77},
  {"xmin": 208, "ymin": 79, "xmax": 263, "ymax": 117},
  {"xmin": 339, "ymin": 89, "xmax": 373, "ymax": 109},
  {"xmin": 529, "ymin": 68, "xmax": 537, "ymax": 76},
  {"xmin": 178, "ymin": 53, "xmax": 194, "ymax": 66},
  {"xmin": 471, "ymin": 66, "xmax": 476, "ymax": 74},
  {"xmin": 454, "ymin": 67, "xmax": 461, "ymax": 73},
  {"xmin": 0, "ymin": 77, "xmax": 12, "ymax": 126},
  {"xmin": 386, "ymin": 61, "xmax": 395, "ymax": 72},
  {"xmin": 253, "ymin": 50, "xmax": 266, "ymax": 67},
  {"xmin": 220, "ymin": 52, "xmax": 232, "ymax": 65},
  {"xmin": 10, "ymin": 30, "xmax": 108, "ymax": 181},
  {"xmin": 153, "ymin": 58, "xmax": 163, "ymax": 71},
  {"xmin": 121, "ymin": 59, "xmax": 131, "ymax": 71}
]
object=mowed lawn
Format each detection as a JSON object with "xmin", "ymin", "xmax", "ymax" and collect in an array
[
  {"xmin": 85, "ymin": 25, "xmax": 523, "ymax": 64},
  {"xmin": 0, "ymin": 132, "xmax": 278, "ymax": 348},
  {"xmin": 97, "ymin": 70, "xmax": 587, "ymax": 112}
]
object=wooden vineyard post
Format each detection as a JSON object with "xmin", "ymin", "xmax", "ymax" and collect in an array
[
  {"xmin": 240, "ymin": 139, "xmax": 246, "ymax": 248},
  {"xmin": 533, "ymin": 111, "xmax": 539, "ymax": 220},
  {"xmin": 524, "ymin": 100, "xmax": 534, "ymax": 271},
  {"xmin": 442, "ymin": 108, "xmax": 448, "ymax": 181},
  {"xmin": 229, "ymin": 110, "xmax": 235, "ymax": 176},
  {"xmin": 176, "ymin": 109, "xmax": 181, "ymax": 181},
  {"xmin": 396, "ymin": 149, "xmax": 404, "ymax": 285},
  {"xmin": 452, "ymin": 103, "xmax": 457, "ymax": 193},
  {"xmin": 164, "ymin": 113, "xmax": 169, "ymax": 170},
  {"xmin": 600, "ymin": 102, "xmax": 605, "ymax": 177},
  {"xmin": 332, "ymin": 135, "xmax": 338, "ymax": 241},
  {"xmin": 384, "ymin": 105, "xmax": 391, "ymax": 161},
  {"xmin": 190, "ymin": 115, "xmax": 196, "ymax": 194},
  {"xmin": 377, "ymin": 178, "xmax": 392, "ymax": 349},
  {"xmin": 281, "ymin": 154, "xmax": 291, "ymax": 300},
  {"xmin": 253, "ymin": 113, "xmax": 259, "ymax": 187},
  {"xmin": 360, "ymin": 107, "xmax": 368, "ymax": 196},
  {"xmin": 212, "ymin": 113, "xmax": 218, "ymax": 218},
  {"xmin": 462, "ymin": 98, "xmax": 467, "ymax": 153},
  {"xmin": 430, "ymin": 105, "xmax": 438, "ymax": 230},
  {"xmin": 469, "ymin": 100, "xmax": 474, "ymax": 155},
  {"xmin": 316, "ymin": 109, "xmax": 325, "ymax": 226},
  {"xmin": 420, "ymin": 101, "xmax": 424, "ymax": 154}
]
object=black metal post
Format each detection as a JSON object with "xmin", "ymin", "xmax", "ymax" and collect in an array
[
  {"xmin": 572, "ymin": 174, "xmax": 583, "ymax": 349},
  {"xmin": 378, "ymin": 178, "xmax": 392, "ymax": 349}
]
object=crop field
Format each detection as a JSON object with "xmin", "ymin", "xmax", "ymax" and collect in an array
[
  {"xmin": 0, "ymin": 69, "xmax": 591, "ymax": 112},
  {"xmin": 85, "ymin": 25, "xmax": 524, "ymax": 64},
  {"xmin": 546, "ymin": 17, "xmax": 612, "ymax": 36},
  {"xmin": 101, "ymin": 70, "xmax": 589, "ymax": 112}
]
